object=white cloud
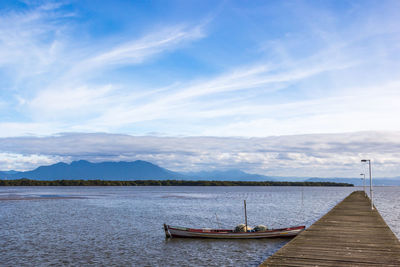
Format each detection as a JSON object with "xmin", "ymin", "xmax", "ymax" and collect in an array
[
  {"xmin": 0, "ymin": 122, "xmax": 65, "ymax": 137},
  {"xmin": 0, "ymin": 152, "xmax": 67, "ymax": 171},
  {"xmin": 198, "ymin": 81, "xmax": 400, "ymax": 136},
  {"xmin": 1, "ymin": 132, "xmax": 400, "ymax": 177},
  {"xmin": 28, "ymin": 85, "xmax": 116, "ymax": 120}
]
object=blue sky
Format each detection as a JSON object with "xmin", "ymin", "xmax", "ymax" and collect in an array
[{"xmin": 0, "ymin": 0, "xmax": 400, "ymax": 176}]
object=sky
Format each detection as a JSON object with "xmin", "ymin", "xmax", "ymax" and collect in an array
[{"xmin": 0, "ymin": 0, "xmax": 400, "ymax": 177}]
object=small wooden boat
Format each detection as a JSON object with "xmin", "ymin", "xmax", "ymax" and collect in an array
[
  {"xmin": 164, "ymin": 224, "xmax": 305, "ymax": 239},
  {"xmin": 164, "ymin": 200, "xmax": 305, "ymax": 239}
]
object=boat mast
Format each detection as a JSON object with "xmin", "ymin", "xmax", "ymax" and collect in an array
[{"xmin": 244, "ymin": 200, "xmax": 248, "ymax": 232}]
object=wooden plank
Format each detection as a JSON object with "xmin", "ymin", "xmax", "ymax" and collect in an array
[{"xmin": 260, "ymin": 191, "xmax": 400, "ymax": 266}]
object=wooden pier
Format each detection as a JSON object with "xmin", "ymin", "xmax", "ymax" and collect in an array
[{"xmin": 260, "ymin": 191, "xmax": 400, "ymax": 266}]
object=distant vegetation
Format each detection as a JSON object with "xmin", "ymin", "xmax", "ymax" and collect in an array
[{"xmin": 0, "ymin": 178, "xmax": 353, "ymax": 186}]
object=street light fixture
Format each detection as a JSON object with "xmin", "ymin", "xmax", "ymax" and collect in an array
[
  {"xmin": 361, "ymin": 159, "xmax": 373, "ymax": 210},
  {"xmin": 360, "ymin": 173, "xmax": 366, "ymax": 197}
]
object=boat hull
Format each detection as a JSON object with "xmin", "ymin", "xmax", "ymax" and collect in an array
[{"xmin": 164, "ymin": 224, "xmax": 305, "ymax": 239}]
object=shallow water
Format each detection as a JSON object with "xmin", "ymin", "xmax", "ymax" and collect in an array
[{"xmin": 1, "ymin": 186, "xmax": 398, "ymax": 266}]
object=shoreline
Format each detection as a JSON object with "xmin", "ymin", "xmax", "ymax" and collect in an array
[{"xmin": 0, "ymin": 179, "xmax": 353, "ymax": 187}]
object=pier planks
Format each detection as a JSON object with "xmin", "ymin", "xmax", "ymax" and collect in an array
[{"xmin": 260, "ymin": 191, "xmax": 400, "ymax": 266}]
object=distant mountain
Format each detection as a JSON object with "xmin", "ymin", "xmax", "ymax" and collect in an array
[
  {"xmin": 307, "ymin": 177, "xmax": 400, "ymax": 186},
  {"xmin": 1, "ymin": 160, "xmax": 399, "ymax": 185},
  {"xmin": 0, "ymin": 160, "xmax": 186, "ymax": 180},
  {"xmin": 2, "ymin": 170, "xmax": 18, "ymax": 174},
  {"xmin": 182, "ymin": 169, "xmax": 276, "ymax": 181},
  {"xmin": 0, "ymin": 162, "xmax": 276, "ymax": 181},
  {"xmin": 0, "ymin": 170, "xmax": 18, "ymax": 178}
]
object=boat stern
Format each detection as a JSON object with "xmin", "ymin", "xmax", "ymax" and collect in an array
[{"xmin": 164, "ymin": 223, "xmax": 171, "ymax": 238}]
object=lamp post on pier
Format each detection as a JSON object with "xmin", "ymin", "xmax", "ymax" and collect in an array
[
  {"xmin": 361, "ymin": 159, "xmax": 373, "ymax": 210},
  {"xmin": 360, "ymin": 173, "xmax": 366, "ymax": 197}
]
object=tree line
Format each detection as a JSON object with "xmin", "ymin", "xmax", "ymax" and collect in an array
[{"xmin": 0, "ymin": 178, "xmax": 353, "ymax": 187}]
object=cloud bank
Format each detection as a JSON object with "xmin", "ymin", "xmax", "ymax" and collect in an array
[{"xmin": 1, "ymin": 132, "xmax": 399, "ymax": 178}]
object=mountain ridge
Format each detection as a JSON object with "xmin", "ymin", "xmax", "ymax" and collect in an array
[
  {"xmin": 1, "ymin": 160, "xmax": 399, "ymax": 185},
  {"xmin": 0, "ymin": 160, "xmax": 185, "ymax": 180}
]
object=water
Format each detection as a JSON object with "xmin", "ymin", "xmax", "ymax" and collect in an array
[{"xmin": 1, "ymin": 186, "xmax": 399, "ymax": 266}]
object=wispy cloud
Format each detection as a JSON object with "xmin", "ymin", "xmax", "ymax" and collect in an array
[
  {"xmin": 90, "ymin": 26, "xmax": 204, "ymax": 66},
  {"xmin": 85, "ymin": 46, "xmax": 363, "ymax": 131},
  {"xmin": 0, "ymin": 0, "xmax": 400, "ymax": 160},
  {"xmin": 0, "ymin": 3, "xmax": 207, "ymax": 134}
]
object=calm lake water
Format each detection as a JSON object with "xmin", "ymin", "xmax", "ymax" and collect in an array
[{"xmin": 1, "ymin": 186, "xmax": 399, "ymax": 266}]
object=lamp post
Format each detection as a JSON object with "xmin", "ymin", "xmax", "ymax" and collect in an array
[
  {"xmin": 360, "ymin": 173, "xmax": 366, "ymax": 197},
  {"xmin": 361, "ymin": 159, "xmax": 373, "ymax": 210}
]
